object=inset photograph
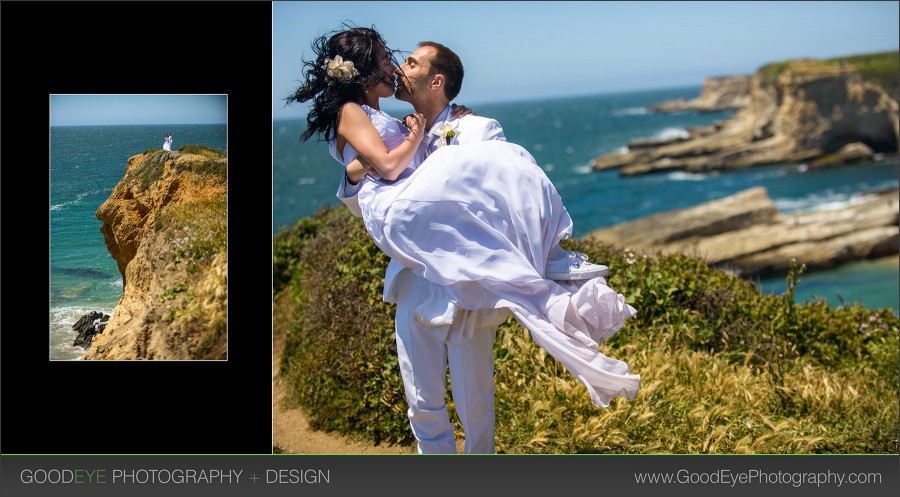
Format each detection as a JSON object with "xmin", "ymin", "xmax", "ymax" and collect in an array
[{"xmin": 50, "ymin": 94, "xmax": 228, "ymax": 360}]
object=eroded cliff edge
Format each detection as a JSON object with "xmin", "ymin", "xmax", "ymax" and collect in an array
[
  {"xmin": 594, "ymin": 52, "xmax": 899, "ymax": 176},
  {"xmin": 84, "ymin": 147, "xmax": 228, "ymax": 360}
]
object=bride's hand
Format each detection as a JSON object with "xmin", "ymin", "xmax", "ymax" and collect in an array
[
  {"xmin": 403, "ymin": 113, "xmax": 426, "ymax": 143},
  {"xmin": 450, "ymin": 103, "xmax": 476, "ymax": 118}
]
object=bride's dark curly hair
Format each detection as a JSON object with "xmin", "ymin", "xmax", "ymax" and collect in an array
[{"xmin": 286, "ymin": 25, "xmax": 399, "ymax": 143}]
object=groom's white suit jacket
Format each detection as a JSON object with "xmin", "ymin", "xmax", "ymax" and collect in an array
[{"xmin": 336, "ymin": 105, "xmax": 507, "ymax": 304}]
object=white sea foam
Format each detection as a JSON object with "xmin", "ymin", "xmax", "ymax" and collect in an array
[
  {"xmin": 574, "ymin": 163, "xmax": 593, "ymax": 174},
  {"xmin": 652, "ymin": 127, "xmax": 690, "ymax": 141},
  {"xmin": 613, "ymin": 107, "xmax": 650, "ymax": 117},
  {"xmin": 50, "ymin": 191, "xmax": 89, "ymax": 211},
  {"xmin": 667, "ymin": 171, "xmax": 713, "ymax": 181},
  {"xmin": 615, "ymin": 146, "xmax": 629, "ymax": 155},
  {"xmin": 774, "ymin": 191, "xmax": 879, "ymax": 213},
  {"xmin": 296, "ymin": 177, "xmax": 316, "ymax": 186}
]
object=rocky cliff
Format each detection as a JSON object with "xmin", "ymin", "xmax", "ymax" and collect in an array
[
  {"xmin": 594, "ymin": 52, "xmax": 899, "ymax": 176},
  {"xmin": 84, "ymin": 146, "xmax": 228, "ymax": 360},
  {"xmin": 588, "ymin": 187, "xmax": 899, "ymax": 278},
  {"xmin": 650, "ymin": 75, "xmax": 752, "ymax": 113}
]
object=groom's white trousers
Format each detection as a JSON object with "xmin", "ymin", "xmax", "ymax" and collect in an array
[{"xmin": 393, "ymin": 269, "xmax": 508, "ymax": 454}]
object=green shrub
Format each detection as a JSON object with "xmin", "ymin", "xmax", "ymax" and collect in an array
[
  {"xmin": 275, "ymin": 207, "xmax": 899, "ymax": 453},
  {"xmin": 276, "ymin": 206, "xmax": 409, "ymax": 446},
  {"xmin": 178, "ymin": 144, "xmax": 226, "ymax": 159}
]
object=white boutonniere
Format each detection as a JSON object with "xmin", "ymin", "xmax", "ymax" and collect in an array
[
  {"xmin": 433, "ymin": 121, "xmax": 460, "ymax": 147},
  {"xmin": 323, "ymin": 55, "xmax": 359, "ymax": 81}
]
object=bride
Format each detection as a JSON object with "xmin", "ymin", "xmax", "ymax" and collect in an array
[{"xmin": 288, "ymin": 27, "xmax": 639, "ymax": 408}]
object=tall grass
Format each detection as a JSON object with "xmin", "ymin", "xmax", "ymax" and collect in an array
[{"xmin": 275, "ymin": 206, "xmax": 899, "ymax": 453}]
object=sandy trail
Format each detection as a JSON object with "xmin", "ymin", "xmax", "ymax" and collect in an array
[{"xmin": 272, "ymin": 329, "xmax": 415, "ymax": 454}]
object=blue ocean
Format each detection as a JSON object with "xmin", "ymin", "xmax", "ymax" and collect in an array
[
  {"xmin": 50, "ymin": 124, "xmax": 227, "ymax": 360},
  {"xmin": 274, "ymin": 86, "xmax": 899, "ymax": 312}
]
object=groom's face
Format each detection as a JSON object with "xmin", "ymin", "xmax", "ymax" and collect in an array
[{"xmin": 394, "ymin": 45, "xmax": 437, "ymax": 103}]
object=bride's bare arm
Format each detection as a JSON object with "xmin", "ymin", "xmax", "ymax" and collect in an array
[
  {"xmin": 338, "ymin": 103, "xmax": 425, "ymax": 181},
  {"xmin": 345, "ymin": 157, "xmax": 373, "ymax": 185}
]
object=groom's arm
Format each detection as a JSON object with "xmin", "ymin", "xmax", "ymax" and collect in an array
[
  {"xmin": 481, "ymin": 118, "xmax": 506, "ymax": 142},
  {"xmin": 336, "ymin": 173, "xmax": 363, "ymax": 218},
  {"xmin": 456, "ymin": 115, "xmax": 507, "ymax": 143}
]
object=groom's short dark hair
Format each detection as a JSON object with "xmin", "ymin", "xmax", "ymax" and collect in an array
[{"xmin": 419, "ymin": 41, "xmax": 464, "ymax": 101}]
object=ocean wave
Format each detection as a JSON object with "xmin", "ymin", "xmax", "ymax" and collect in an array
[
  {"xmin": 295, "ymin": 177, "xmax": 316, "ymax": 186},
  {"xmin": 667, "ymin": 171, "xmax": 715, "ymax": 181},
  {"xmin": 615, "ymin": 146, "xmax": 629, "ymax": 155},
  {"xmin": 652, "ymin": 127, "xmax": 690, "ymax": 141},
  {"xmin": 774, "ymin": 191, "xmax": 878, "ymax": 213},
  {"xmin": 613, "ymin": 107, "xmax": 649, "ymax": 117},
  {"xmin": 573, "ymin": 163, "xmax": 594, "ymax": 175},
  {"xmin": 50, "ymin": 305, "xmax": 116, "ymax": 325},
  {"xmin": 50, "ymin": 191, "xmax": 89, "ymax": 211}
]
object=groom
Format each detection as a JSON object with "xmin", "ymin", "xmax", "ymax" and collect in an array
[{"xmin": 337, "ymin": 41, "xmax": 602, "ymax": 453}]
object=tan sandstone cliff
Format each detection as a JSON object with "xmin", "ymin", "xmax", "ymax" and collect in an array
[
  {"xmin": 594, "ymin": 52, "xmax": 899, "ymax": 176},
  {"xmin": 84, "ymin": 147, "xmax": 228, "ymax": 360},
  {"xmin": 650, "ymin": 75, "xmax": 752, "ymax": 113}
]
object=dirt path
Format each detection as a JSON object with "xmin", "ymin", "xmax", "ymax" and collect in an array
[{"xmin": 272, "ymin": 330, "xmax": 414, "ymax": 454}]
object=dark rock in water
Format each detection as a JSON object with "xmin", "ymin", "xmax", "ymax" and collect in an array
[
  {"xmin": 51, "ymin": 266, "xmax": 113, "ymax": 279},
  {"xmin": 73, "ymin": 311, "xmax": 110, "ymax": 349}
]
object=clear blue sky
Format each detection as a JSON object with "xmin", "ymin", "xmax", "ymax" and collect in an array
[
  {"xmin": 50, "ymin": 95, "xmax": 228, "ymax": 126},
  {"xmin": 273, "ymin": 1, "xmax": 899, "ymax": 120}
]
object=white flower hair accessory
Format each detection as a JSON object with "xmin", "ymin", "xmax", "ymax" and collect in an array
[
  {"xmin": 323, "ymin": 55, "xmax": 359, "ymax": 81},
  {"xmin": 433, "ymin": 121, "xmax": 460, "ymax": 147}
]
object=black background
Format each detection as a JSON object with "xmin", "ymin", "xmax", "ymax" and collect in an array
[{"xmin": 1, "ymin": 1, "xmax": 274, "ymax": 454}]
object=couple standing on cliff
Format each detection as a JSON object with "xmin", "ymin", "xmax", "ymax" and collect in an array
[{"xmin": 288, "ymin": 26, "xmax": 641, "ymax": 454}]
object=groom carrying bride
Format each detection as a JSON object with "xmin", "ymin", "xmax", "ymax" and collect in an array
[{"xmin": 335, "ymin": 40, "xmax": 609, "ymax": 454}]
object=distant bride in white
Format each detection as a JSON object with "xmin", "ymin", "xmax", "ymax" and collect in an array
[{"xmin": 163, "ymin": 133, "xmax": 173, "ymax": 151}]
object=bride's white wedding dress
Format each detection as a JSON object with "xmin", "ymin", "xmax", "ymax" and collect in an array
[{"xmin": 330, "ymin": 104, "xmax": 640, "ymax": 407}]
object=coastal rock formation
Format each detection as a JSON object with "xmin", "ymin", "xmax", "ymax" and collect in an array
[
  {"xmin": 84, "ymin": 147, "xmax": 228, "ymax": 360},
  {"xmin": 72, "ymin": 311, "xmax": 110, "ymax": 349},
  {"xmin": 594, "ymin": 52, "xmax": 899, "ymax": 176},
  {"xmin": 650, "ymin": 75, "xmax": 752, "ymax": 113},
  {"xmin": 588, "ymin": 187, "xmax": 899, "ymax": 278}
]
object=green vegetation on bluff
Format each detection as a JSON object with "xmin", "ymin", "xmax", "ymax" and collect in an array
[
  {"xmin": 128, "ymin": 145, "xmax": 227, "ymax": 191},
  {"xmin": 759, "ymin": 50, "xmax": 899, "ymax": 92},
  {"xmin": 274, "ymin": 206, "xmax": 898, "ymax": 453}
]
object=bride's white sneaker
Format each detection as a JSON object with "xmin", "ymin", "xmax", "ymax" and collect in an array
[{"xmin": 545, "ymin": 251, "xmax": 609, "ymax": 281}]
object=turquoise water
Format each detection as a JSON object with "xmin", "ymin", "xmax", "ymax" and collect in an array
[
  {"xmin": 50, "ymin": 124, "xmax": 227, "ymax": 360},
  {"xmin": 274, "ymin": 86, "xmax": 898, "ymax": 312}
]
